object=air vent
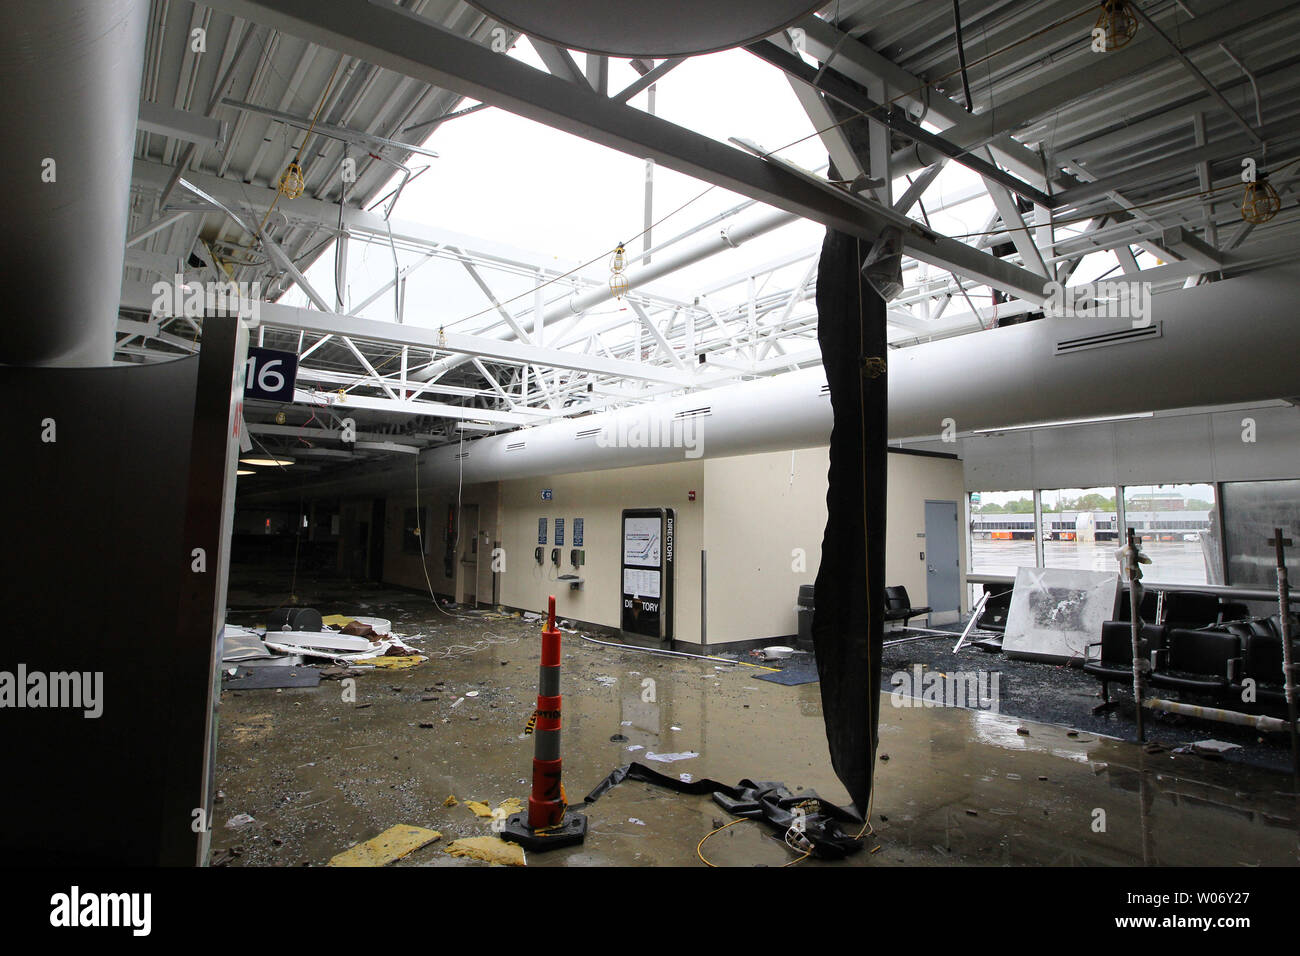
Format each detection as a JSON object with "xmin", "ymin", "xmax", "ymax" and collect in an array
[
  {"xmin": 575, "ymin": 427, "xmax": 603, "ymax": 440},
  {"xmin": 453, "ymin": 451, "xmax": 470, "ymax": 461},
  {"xmin": 506, "ymin": 441, "xmax": 526, "ymax": 451},
  {"xmin": 1055, "ymin": 321, "xmax": 1161, "ymax": 356},
  {"xmin": 673, "ymin": 406, "xmax": 712, "ymax": 421},
  {"xmin": 819, "ymin": 384, "xmax": 830, "ymax": 397}
]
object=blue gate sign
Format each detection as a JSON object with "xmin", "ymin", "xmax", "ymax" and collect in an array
[
  {"xmin": 244, "ymin": 346, "xmax": 298, "ymax": 402},
  {"xmin": 555, "ymin": 518, "xmax": 565, "ymax": 546},
  {"xmin": 538, "ymin": 518, "xmax": 547, "ymax": 544},
  {"xmin": 573, "ymin": 518, "xmax": 584, "ymax": 547}
]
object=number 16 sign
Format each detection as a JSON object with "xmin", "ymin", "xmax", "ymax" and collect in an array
[{"xmin": 244, "ymin": 346, "xmax": 298, "ymax": 402}]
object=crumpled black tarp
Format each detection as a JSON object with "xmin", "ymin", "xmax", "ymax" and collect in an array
[
  {"xmin": 812, "ymin": 225, "xmax": 888, "ymax": 815},
  {"xmin": 584, "ymin": 762, "xmax": 865, "ymax": 860}
]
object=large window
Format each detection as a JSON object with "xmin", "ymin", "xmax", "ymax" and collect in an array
[
  {"xmin": 1122, "ymin": 484, "xmax": 1217, "ymax": 585},
  {"xmin": 969, "ymin": 490, "xmax": 1035, "ymax": 576},
  {"xmin": 1041, "ymin": 487, "xmax": 1119, "ymax": 572},
  {"xmin": 1221, "ymin": 479, "xmax": 1300, "ymax": 587}
]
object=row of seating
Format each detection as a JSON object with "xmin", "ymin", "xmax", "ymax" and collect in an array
[
  {"xmin": 797, "ymin": 585, "xmax": 932, "ymax": 629},
  {"xmin": 1084, "ymin": 615, "xmax": 1299, "ymax": 713}
]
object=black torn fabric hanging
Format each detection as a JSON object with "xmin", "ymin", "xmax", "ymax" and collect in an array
[
  {"xmin": 583, "ymin": 762, "xmax": 865, "ymax": 860},
  {"xmin": 812, "ymin": 226, "xmax": 888, "ymax": 815}
]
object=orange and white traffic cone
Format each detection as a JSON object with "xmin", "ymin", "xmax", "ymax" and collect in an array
[{"xmin": 500, "ymin": 595, "xmax": 588, "ymax": 851}]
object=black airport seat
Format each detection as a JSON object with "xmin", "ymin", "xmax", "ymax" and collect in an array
[
  {"xmin": 1162, "ymin": 590, "xmax": 1222, "ymax": 630},
  {"xmin": 1217, "ymin": 601, "xmax": 1251, "ymax": 625},
  {"xmin": 1149, "ymin": 627, "xmax": 1241, "ymax": 698},
  {"xmin": 976, "ymin": 583, "xmax": 1012, "ymax": 633},
  {"xmin": 1225, "ymin": 619, "xmax": 1298, "ymax": 710},
  {"xmin": 884, "ymin": 586, "xmax": 931, "ymax": 628},
  {"xmin": 1116, "ymin": 588, "xmax": 1159, "ymax": 623},
  {"xmin": 1084, "ymin": 623, "xmax": 1166, "ymax": 703}
]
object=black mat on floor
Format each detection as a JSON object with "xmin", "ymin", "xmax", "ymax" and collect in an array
[
  {"xmin": 755, "ymin": 659, "xmax": 820, "ymax": 686},
  {"xmin": 224, "ymin": 666, "xmax": 320, "ymax": 690},
  {"xmin": 584, "ymin": 761, "xmax": 864, "ymax": 860}
]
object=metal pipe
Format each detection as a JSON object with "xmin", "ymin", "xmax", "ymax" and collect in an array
[
  {"xmin": 578, "ymin": 632, "xmax": 737, "ymax": 666},
  {"xmin": 700, "ymin": 549, "xmax": 708, "ymax": 647},
  {"xmin": 1144, "ymin": 697, "xmax": 1290, "ymax": 733},
  {"xmin": 1124, "ymin": 528, "xmax": 1146, "ymax": 743},
  {"xmin": 1272, "ymin": 528, "xmax": 1299, "ymax": 779},
  {"xmin": 411, "ymin": 205, "xmax": 799, "ymax": 383},
  {"xmin": 966, "ymin": 572, "xmax": 1300, "ymax": 604},
  {"xmin": 0, "ymin": 0, "xmax": 148, "ymax": 366}
]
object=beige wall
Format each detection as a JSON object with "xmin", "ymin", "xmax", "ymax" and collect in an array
[
  {"xmin": 701, "ymin": 447, "xmax": 968, "ymax": 644},
  {"xmin": 497, "ymin": 461, "xmax": 705, "ymax": 637},
  {"xmin": 377, "ymin": 449, "xmax": 965, "ymax": 646},
  {"xmin": 382, "ymin": 482, "xmax": 500, "ymax": 599}
]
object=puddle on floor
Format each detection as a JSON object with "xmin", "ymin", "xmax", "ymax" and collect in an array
[{"xmin": 214, "ymin": 596, "xmax": 1300, "ymax": 867}]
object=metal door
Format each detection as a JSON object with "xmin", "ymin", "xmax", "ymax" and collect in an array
[{"xmin": 924, "ymin": 499, "xmax": 961, "ymax": 622}]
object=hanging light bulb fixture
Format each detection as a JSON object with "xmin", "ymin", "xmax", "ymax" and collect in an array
[
  {"xmin": 1242, "ymin": 175, "xmax": 1282, "ymax": 224},
  {"xmin": 1093, "ymin": 0, "xmax": 1139, "ymax": 52},
  {"xmin": 278, "ymin": 160, "xmax": 306, "ymax": 199},
  {"xmin": 609, "ymin": 242, "xmax": 629, "ymax": 298}
]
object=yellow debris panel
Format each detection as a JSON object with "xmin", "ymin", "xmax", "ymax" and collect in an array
[
  {"xmin": 321, "ymin": 614, "xmax": 356, "ymax": 627},
  {"xmin": 442, "ymin": 795, "xmax": 458, "ymax": 808},
  {"xmin": 445, "ymin": 837, "xmax": 526, "ymax": 866},
  {"xmin": 327, "ymin": 825, "xmax": 441, "ymax": 867},
  {"xmin": 360, "ymin": 655, "xmax": 427, "ymax": 669},
  {"xmin": 465, "ymin": 797, "xmax": 524, "ymax": 819}
]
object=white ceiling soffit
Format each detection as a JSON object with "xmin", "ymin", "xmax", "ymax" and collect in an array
[{"xmin": 463, "ymin": 0, "xmax": 824, "ymax": 57}]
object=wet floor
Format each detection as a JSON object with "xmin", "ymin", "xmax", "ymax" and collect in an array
[{"xmin": 215, "ymin": 589, "xmax": 1300, "ymax": 867}]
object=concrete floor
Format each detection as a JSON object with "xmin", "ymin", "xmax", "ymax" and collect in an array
[{"xmin": 214, "ymin": 592, "xmax": 1300, "ymax": 867}]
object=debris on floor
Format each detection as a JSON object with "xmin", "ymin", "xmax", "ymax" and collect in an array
[
  {"xmin": 442, "ymin": 795, "xmax": 458, "ymax": 808},
  {"xmin": 224, "ymin": 667, "xmax": 320, "ymax": 690},
  {"xmin": 360, "ymin": 654, "xmax": 427, "ymax": 670},
  {"xmin": 465, "ymin": 797, "xmax": 524, "ymax": 819},
  {"xmin": 445, "ymin": 836, "xmax": 526, "ymax": 866},
  {"xmin": 585, "ymin": 762, "xmax": 865, "ymax": 861},
  {"xmin": 327, "ymin": 824, "xmax": 441, "ymax": 867},
  {"xmin": 1192, "ymin": 739, "xmax": 1243, "ymax": 757},
  {"xmin": 645, "ymin": 751, "xmax": 699, "ymax": 763}
]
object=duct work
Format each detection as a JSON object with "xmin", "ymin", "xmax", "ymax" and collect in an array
[
  {"xmin": 413, "ymin": 205, "xmax": 798, "ymax": 385},
  {"xmin": 237, "ymin": 263, "xmax": 1300, "ymax": 508},
  {"xmin": 0, "ymin": 0, "xmax": 148, "ymax": 366}
]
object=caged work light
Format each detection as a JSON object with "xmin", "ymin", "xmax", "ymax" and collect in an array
[
  {"xmin": 278, "ymin": 160, "xmax": 306, "ymax": 199},
  {"xmin": 609, "ymin": 242, "xmax": 629, "ymax": 298},
  {"xmin": 1242, "ymin": 176, "xmax": 1282, "ymax": 224},
  {"xmin": 1093, "ymin": 0, "xmax": 1139, "ymax": 52}
]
